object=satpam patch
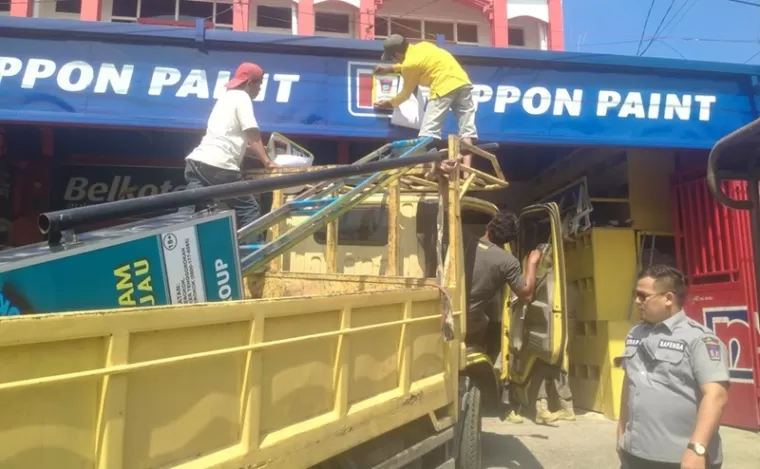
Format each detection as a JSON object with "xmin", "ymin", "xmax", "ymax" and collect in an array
[
  {"xmin": 706, "ymin": 342, "xmax": 721, "ymax": 361},
  {"xmin": 626, "ymin": 337, "xmax": 641, "ymax": 346}
]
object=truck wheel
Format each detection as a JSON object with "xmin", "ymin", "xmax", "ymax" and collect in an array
[{"xmin": 458, "ymin": 385, "xmax": 482, "ymax": 469}]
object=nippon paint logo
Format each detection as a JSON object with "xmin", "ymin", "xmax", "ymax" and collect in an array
[
  {"xmin": 347, "ymin": 61, "xmax": 430, "ymax": 118},
  {"xmin": 346, "ymin": 60, "xmax": 718, "ymax": 122}
]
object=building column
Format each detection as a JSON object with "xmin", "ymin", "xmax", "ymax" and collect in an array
[
  {"xmin": 9, "ymin": 0, "xmax": 33, "ymax": 17},
  {"xmin": 80, "ymin": 0, "xmax": 102, "ymax": 21},
  {"xmin": 490, "ymin": 0, "xmax": 508, "ymax": 47},
  {"xmin": 547, "ymin": 0, "xmax": 564, "ymax": 51},
  {"xmin": 359, "ymin": 0, "xmax": 375, "ymax": 40},
  {"xmin": 233, "ymin": 0, "xmax": 251, "ymax": 32},
  {"xmin": 298, "ymin": 0, "xmax": 315, "ymax": 35}
]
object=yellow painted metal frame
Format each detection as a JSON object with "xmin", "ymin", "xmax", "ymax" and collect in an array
[
  {"xmin": 0, "ymin": 136, "xmax": 508, "ymax": 469},
  {"xmin": 0, "ymin": 289, "xmax": 452, "ymax": 469},
  {"xmin": 507, "ymin": 203, "xmax": 569, "ymax": 400}
]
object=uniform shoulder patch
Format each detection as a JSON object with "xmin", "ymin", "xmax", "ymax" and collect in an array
[
  {"xmin": 702, "ymin": 337, "xmax": 721, "ymax": 361},
  {"xmin": 705, "ymin": 343, "xmax": 721, "ymax": 361}
]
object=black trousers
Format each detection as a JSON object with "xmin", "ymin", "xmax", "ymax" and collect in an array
[{"xmin": 620, "ymin": 451, "xmax": 721, "ymax": 469}]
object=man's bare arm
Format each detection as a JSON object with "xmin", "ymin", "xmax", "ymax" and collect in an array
[
  {"xmin": 511, "ymin": 260, "xmax": 538, "ymax": 302},
  {"xmin": 389, "ymin": 67, "xmax": 420, "ymax": 107},
  {"xmin": 689, "ymin": 382, "xmax": 728, "ymax": 447},
  {"xmin": 510, "ymin": 251, "xmax": 541, "ymax": 302},
  {"xmin": 244, "ymin": 128, "xmax": 276, "ymax": 168}
]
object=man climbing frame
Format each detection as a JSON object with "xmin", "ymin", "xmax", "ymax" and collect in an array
[
  {"xmin": 182, "ymin": 62, "xmax": 278, "ymax": 241},
  {"xmin": 373, "ymin": 34, "xmax": 479, "ymax": 173},
  {"xmin": 464, "ymin": 210, "xmax": 541, "ymax": 349}
]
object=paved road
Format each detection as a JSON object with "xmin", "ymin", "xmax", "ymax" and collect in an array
[{"xmin": 482, "ymin": 411, "xmax": 760, "ymax": 469}]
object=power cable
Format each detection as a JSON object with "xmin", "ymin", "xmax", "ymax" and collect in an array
[
  {"xmin": 637, "ymin": 0, "xmax": 658, "ymax": 55},
  {"xmin": 639, "ymin": 0, "xmax": 677, "ymax": 56}
]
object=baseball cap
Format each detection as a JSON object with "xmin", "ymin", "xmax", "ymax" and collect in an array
[
  {"xmin": 381, "ymin": 34, "xmax": 407, "ymax": 61},
  {"xmin": 226, "ymin": 62, "xmax": 265, "ymax": 89}
]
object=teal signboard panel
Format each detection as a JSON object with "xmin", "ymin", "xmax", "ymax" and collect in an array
[{"xmin": 0, "ymin": 210, "xmax": 242, "ymax": 316}]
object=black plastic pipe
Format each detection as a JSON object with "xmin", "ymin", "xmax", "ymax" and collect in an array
[{"xmin": 39, "ymin": 143, "xmax": 498, "ymax": 238}]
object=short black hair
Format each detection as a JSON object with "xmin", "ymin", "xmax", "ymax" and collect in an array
[
  {"xmin": 638, "ymin": 264, "xmax": 687, "ymax": 305},
  {"xmin": 487, "ymin": 210, "xmax": 519, "ymax": 246}
]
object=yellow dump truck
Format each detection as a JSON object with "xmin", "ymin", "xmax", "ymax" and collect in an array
[{"xmin": 0, "ymin": 137, "xmax": 567, "ymax": 469}]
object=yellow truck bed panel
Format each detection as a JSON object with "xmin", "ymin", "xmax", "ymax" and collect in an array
[
  {"xmin": 0, "ymin": 287, "xmax": 458, "ymax": 469},
  {"xmin": 245, "ymin": 271, "xmax": 434, "ymax": 299}
]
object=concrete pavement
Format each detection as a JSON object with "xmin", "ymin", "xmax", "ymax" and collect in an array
[{"xmin": 482, "ymin": 411, "xmax": 760, "ymax": 469}]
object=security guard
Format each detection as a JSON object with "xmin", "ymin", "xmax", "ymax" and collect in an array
[{"xmin": 616, "ymin": 265, "xmax": 730, "ymax": 469}]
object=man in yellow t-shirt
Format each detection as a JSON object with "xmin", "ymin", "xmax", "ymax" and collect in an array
[{"xmin": 373, "ymin": 34, "xmax": 478, "ymax": 171}]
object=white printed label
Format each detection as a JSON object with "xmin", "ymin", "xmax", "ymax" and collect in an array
[{"xmin": 161, "ymin": 227, "xmax": 206, "ymax": 304}]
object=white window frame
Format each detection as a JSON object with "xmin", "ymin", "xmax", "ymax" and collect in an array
[
  {"xmin": 314, "ymin": 10, "xmax": 354, "ymax": 38},
  {"xmin": 254, "ymin": 2, "xmax": 296, "ymax": 34},
  {"xmin": 374, "ymin": 16, "xmax": 480, "ymax": 46},
  {"xmin": 110, "ymin": 0, "xmax": 233, "ymax": 29},
  {"xmin": 36, "ymin": 0, "xmax": 81, "ymax": 20}
]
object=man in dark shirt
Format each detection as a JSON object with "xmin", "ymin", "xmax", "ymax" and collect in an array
[{"xmin": 464, "ymin": 210, "xmax": 542, "ymax": 346}]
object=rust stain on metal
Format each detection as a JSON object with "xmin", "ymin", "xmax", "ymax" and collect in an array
[
  {"xmin": 336, "ymin": 425, "xmax": 353, "ymax": 436},
  {"xmin": 402, "ymin": 390, "xmax": 423, "ymax": 406}
]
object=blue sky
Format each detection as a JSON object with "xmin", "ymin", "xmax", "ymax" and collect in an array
[{"xmin": 564, "ymin": 0, "xmax": 760, "ymax": 64}]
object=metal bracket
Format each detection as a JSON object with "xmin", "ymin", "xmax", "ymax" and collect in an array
[{"xmin": 195, "ymin": 18, "xmax": 207, "ymax": 51}]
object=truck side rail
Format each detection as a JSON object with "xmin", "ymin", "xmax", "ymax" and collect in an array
[{"xmin": 0, "ymin": 287, "xmax": 456, "ymax": 469}]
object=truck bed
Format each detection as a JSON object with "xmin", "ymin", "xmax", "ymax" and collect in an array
[{"xmin": 0, "ymin": 275, "xmax": 458, "ymax": 469}]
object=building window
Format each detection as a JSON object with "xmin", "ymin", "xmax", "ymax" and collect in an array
[
  {"xmin": 55, "ymin": 0, "xmax": 81, "ymax": 14},
  {"xmin": 508, "ymin": 27, "xmax": 526, "ymax": 47},
  {"xmin": 374, "ymin": 16, "xmax": 479, "ymax": 45},
  {"xmin": 110, "ymin": 0, "xmax": 233, "ymax": 29},
  {"xmin": 457, "ymin": 23, "xmax": 478, "ymax": 43},
  {"xmin": 315, "ymin": 12, "xmax": 350, "ymax": 35},
  {"xmin": 425, "ymin": 21, "xmax": 455, "ymax": 42},
  {"xmin": 256, "ymin": 5, "xmax": 292, "ymax": 30}
]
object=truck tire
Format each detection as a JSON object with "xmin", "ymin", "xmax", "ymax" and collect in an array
[{"xmin": 457, "ymin": 385, "xmax": 482, "ymax": 469}]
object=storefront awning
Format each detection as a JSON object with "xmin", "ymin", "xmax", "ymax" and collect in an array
[{"xmin": 0, "ymin": 17, "xmax": 758, "ymax": 149}]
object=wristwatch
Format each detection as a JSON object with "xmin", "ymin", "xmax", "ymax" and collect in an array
[{"xmin": 687, "ymin": 442, "xmax": 707, "ymax": 457}]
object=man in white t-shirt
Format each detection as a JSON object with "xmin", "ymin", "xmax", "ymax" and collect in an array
[{"xmin": 183, "ymin": 62, "xmax": 277, "ymax": 238}]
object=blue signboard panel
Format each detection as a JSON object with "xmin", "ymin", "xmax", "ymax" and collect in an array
[{"xmin": 0, "ymin": 17, "xmax": 758, "ymax": 149}]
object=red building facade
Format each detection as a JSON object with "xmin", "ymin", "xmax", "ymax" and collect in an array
[{"xmin": 2, "ymin": 0, "xmax": 564, "ymax": 50}]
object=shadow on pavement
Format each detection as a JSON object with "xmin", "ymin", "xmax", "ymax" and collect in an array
[{"xmin": 482, "ymin": 431, "xmax": 546, "ymax": 469}]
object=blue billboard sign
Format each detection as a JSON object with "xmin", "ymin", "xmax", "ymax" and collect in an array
[{"xmin": 0, "ymin": 17, "xmax": 758, "ymax": 149}]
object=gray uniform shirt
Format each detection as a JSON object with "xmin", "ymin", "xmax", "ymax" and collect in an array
[{"xmin": 617, "ymin": 310, "xmax": 730, "ymax": 465}]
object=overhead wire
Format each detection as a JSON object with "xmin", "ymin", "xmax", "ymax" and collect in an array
[
  {"xmin": 639, "ymin": 0, "xmax": 677, "ymax": 56},
  {"xmin": 636, "ymin": 0, "xmax": 658, "ymax": 55},
  {"xmin": 660, "ymin": 0, "xmax": 699, "ymax": 35}
]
